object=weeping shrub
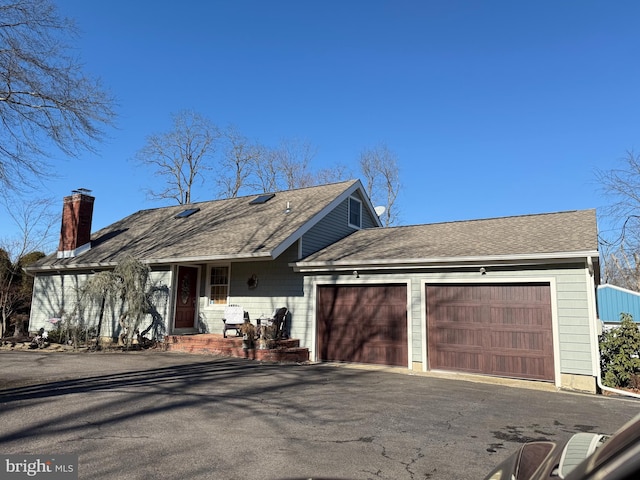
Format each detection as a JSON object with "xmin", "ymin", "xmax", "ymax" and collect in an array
[{"xmin": 80, "ymin": 255, "xmax": 151, "ymax": 349}]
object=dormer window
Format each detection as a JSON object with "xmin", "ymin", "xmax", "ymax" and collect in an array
[{"xmin": 348, "ymin": 196, "xmax": 362, "ymax": 229}]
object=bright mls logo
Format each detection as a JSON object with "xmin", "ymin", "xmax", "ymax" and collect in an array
[{"xmin": 1, "ymin": 455, "xmax": 78, "ymax": 479}]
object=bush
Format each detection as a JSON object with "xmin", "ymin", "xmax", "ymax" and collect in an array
[
  {"xmin": 47, "ymin": 323, "xmax": 97, "ymax": 347},
  {"xmin": 599, "ymin": 313, "xmax": 640, "ymax": 388}
]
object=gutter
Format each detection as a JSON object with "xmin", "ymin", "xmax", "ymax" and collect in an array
[
  {"xmin": 24, "ymin": 252, "xmax": 275, "ymax": 273},
  {"xmin": 149, "ymin": 252, "xmax": 273, "ymax": 264},
  {"xmin": 293, "ymin": 250, "xmax": 600, "ymax": 272}
]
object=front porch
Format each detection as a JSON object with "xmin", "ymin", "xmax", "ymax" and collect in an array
[{"xmin": 163, "ymin": 333, "xmax": 310, "ymax": 363}]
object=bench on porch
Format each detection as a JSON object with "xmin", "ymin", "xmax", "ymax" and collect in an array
[{"xmin": 222, "ymin": 304, "xmax": 248, "ymax": 338}]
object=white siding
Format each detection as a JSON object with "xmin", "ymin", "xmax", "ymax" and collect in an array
[
  {"xmin": 30, "ymin": 271, "xmax": 94, "ymax": 332},
  {"xmin": 29, "ymin": 269, "xmax": 172, "ymax": 340},
  {"xmin": 198, "ymin": 243, "xmax": 308, "ymax": 339}
]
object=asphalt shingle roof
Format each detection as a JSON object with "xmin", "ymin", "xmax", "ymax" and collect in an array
[
  {"xmin": 32, "ymin": 180, "xmax": 360, "ymax": 269},
  {"xmin": 31, "ymin": 178, "xmax": 598, "ymax": 272},
  {"xmin": 299, "ymin": 209, "xmax": 598, "ymax": 265}
]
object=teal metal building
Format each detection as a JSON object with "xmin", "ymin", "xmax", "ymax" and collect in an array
[{"xmin": 597, "ymin": 284, "xmax": 640, "ymax": 323}]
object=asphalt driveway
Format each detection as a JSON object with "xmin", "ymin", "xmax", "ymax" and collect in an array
[{"xmin": 0, "ymin": 350, "xmax": 638, "ymax": 480}]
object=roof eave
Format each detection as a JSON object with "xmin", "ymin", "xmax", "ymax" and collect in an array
[
  {"xmin": 24, "ymin": 251, "xmax": 275, "ymax": 273},
  {"xmin": 24, "ymin": 261, "xmax": 120, "ymax": 273},
  {"xmin": 148, "ymin": 252, "xmax": 274, "ymax": 265},
  {"xmin": 292, "ymin": 250, "xmax": 600, "ymax": 272}
]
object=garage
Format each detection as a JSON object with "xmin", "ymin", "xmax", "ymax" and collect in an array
[
  {"xmin": 317, "ymin": 284, "xmax": 407, "ymax": 366},
  {"xmin": 426, "ymin": 283, "xmax": 555, "ymax": 381}
]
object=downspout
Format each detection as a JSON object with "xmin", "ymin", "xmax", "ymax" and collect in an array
[
  {"xmin": 595, "ymin": 354, "xmax": 640, "ymax": 399},
  {"xmin": 587, "ymin": 257, "xmax": 640, "ymax": 399}
]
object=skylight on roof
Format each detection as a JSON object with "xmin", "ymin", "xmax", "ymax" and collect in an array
[
  {"xmin": 174, "ymin": 207, "xmax": 200, "ymax": 219},
  {"xmin": 249, "ymin": 193, "xmax": 275, "ymax": 205}
]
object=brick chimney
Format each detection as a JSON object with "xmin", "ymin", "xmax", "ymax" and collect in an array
[{"xmin": 57, "ymin": 189, "xmax": 95, "ymax": 259}]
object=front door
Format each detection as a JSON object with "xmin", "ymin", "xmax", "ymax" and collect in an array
[{"xmin": 174, "ymin": 266, "xmax": 198, "ymax": 329}]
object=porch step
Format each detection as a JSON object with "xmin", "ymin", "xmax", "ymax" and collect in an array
[{"xmin": 163, "ymin": 334, "xmax": 309, "ymax": 363}]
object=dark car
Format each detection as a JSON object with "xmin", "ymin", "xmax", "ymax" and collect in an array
[{"xmin": 483, "ymin": 413, "xmax": 640, "ymax": 480}]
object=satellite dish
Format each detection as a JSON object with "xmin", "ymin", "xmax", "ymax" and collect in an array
[{"xmin": 374, "ymin": 206, "xmax": 386, "ymax": 216}]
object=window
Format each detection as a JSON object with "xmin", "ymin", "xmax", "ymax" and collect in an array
[
  {"xmin": 209, "ymin": 266, "xmax": 229, "ymax": 305},
  {"xmin": 249, "ymin": 193, "xmax": 275, "ymax": 204},
  {"xmin": 348, "ymin": 196, "xmax": 362, "ymax": 228},
  {"xmin": 174, "ymin": 207, "xmax": 200, "ymax": 219}
]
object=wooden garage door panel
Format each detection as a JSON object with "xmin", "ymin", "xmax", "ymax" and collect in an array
[
  {"xmin": 492, "ymin": 354, "xmax": 548, "ymax": 378},
  {"xmin": 427, "ymin": 284, "xmax": 554, "ymax": 381},
  {"xmin": 436, "ymin": 350, "xmax": 482, "ymax": 371},
  {"xmin": 438, "ymin": 327, "xmax": 483, "ymax": 347},
  {"xmin": 317, "ymin": 285, "xmax": 407, "ymax": 367},
  {"xmin": 490, "ymin": 329, "xmax": 551, "ymax": 351}
]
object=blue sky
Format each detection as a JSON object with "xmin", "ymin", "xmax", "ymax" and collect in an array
[{"xmin": 3, "ymin": 0, "xmax": 640, "ymax": 247}]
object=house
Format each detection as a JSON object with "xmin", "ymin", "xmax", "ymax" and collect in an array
[
  {"xmin": 27, "ymin": 181, "xmax": 602, "ymax": 393},
  {"xmin": 597, "ymin": 284, "xmax": 640, "ymax": 328},
  {"xmin": 27, "ymin": 180, "xmax": 381, "ymax": 341}
]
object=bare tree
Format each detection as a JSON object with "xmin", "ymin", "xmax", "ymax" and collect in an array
[
  {"xmin": 216, "ymin": 125, "xmax": 261, "ymax": 198},
  {"xmin": 595, "ymin": 150, "xmax": 640, "ymax": 290},
  {"xmin": 276, "ymin": 138, "xmax": 317, "ymax": 189},
  {"xmin": 0, "ymin": 248, "xmax": 20, "ymax": 337},
  {"xmin": 134, "ymin": 112, "xmax": 403, "ymax": 219},
  {"xmin": 0, "ymin": 193, "xmax": 56, "ymax": 337},
  {"xmin": 359, "ymin": 143, "xmax": 401, "ymax": 226},
  {"xmin": 315, "ymin": 163, "xmax": 352, "ymax": 185},
  {"xmin": 252, "ymin": 145, "xmax": 280, "ymax": 193},
  {"xmin": 602, "ymin": 246, "xmax": 640, "ymax": 292},
  {"xmin": 0, "ymin": 0, "xmax": 115, "ymax": 191},
  {"xmin": 253, "ymin": 138, "xmax": 317, "ymax": 192},
  {"xmin": 596, "ymin": 150, "xmax": 640, "ymax": 250},
  {"xmin": 136, "ymin": 110, "xmax": 219, "ymax": 204}
]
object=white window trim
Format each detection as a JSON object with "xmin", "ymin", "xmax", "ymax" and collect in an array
[
  {"xmin": 348, "ymin": 196, "xmax": 362, "ymax": 229},
  {"xmin": 207, "ymin": 263, "xmax": 231, "ymax": 306}
]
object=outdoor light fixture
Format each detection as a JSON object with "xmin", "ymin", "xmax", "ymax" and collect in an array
[{"xmin": 479, "ymin": 267, "xmax": 487, "ymax": 275}]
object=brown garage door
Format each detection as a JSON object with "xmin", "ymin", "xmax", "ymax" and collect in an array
[
  {"xmin": 317, "ymin": 285, "xmax": 407, "ymax": 366},
  {"xmin": 426, "ymin": 284, "xmax": 554, "ymax": 381}
]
